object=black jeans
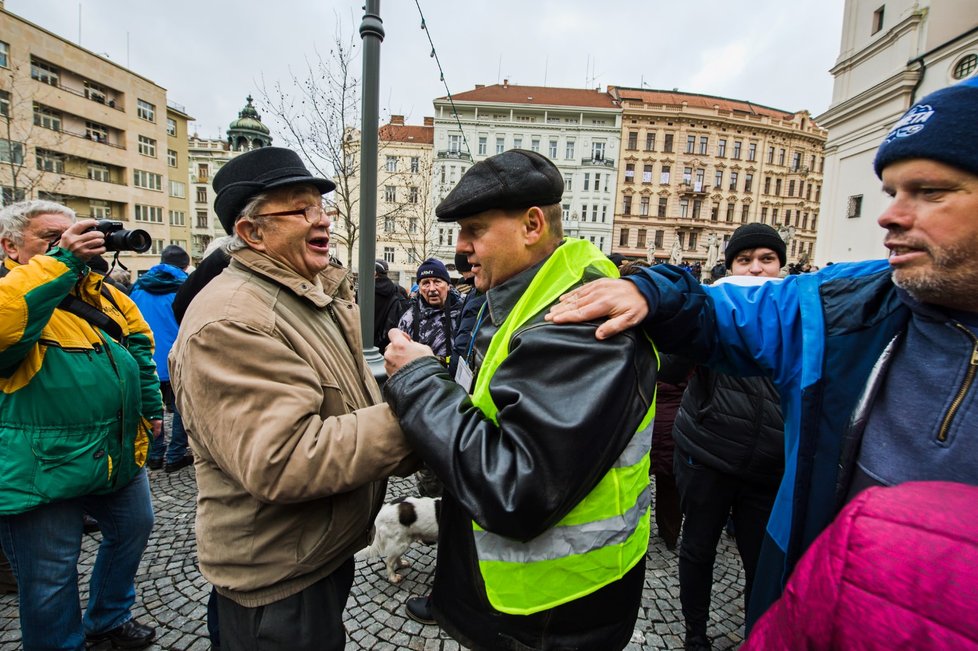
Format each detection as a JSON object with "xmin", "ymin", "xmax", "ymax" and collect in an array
[
  {"xmin": 216, "ymin": 558, "xmax": 355, "ymax": 651},
  {"xmin": 674, "ymin": 450, "xmax": 777, "ymax": 635}
]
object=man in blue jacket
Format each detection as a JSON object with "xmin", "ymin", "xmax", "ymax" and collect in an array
[
  {"xmin": 131, "ymin": 245, "xmax": 193, "ymax": 472},
  {"xmin": 548, "ymin": 76, "xmax": 978, "ymax": 631}
]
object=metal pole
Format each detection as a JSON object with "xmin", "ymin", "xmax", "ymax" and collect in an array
[{"xmin": 358, "ymin": 0, "xmax": 386, "ymax": 382}]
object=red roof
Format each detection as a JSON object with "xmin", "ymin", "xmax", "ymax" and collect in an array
[
  {"xmin": 611, "ymin": 86, "xmax": 794, "ymax": 120},
  {"xmin": 379, "ymin": 124, "xmax": 433, "ymax": 145},
  {"xmin": 441, "ymin": 83, "xmax": 618, "ymax": 109}
]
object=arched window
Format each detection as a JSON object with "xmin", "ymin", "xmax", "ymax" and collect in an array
[{"xmin": 953, "ymin": 53, "xmax": 977, "ymax": 80}]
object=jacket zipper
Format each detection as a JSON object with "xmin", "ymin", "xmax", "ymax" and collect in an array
[{"xmin": 937, "ymin": 323, "xmax": 978, "ymax": 442}]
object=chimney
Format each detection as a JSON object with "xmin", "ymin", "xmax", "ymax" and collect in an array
[
  {"xmin": 503, "ymin": 79, "xmax": 509, "ymax": 88},
  {"xmin": 423, "ymin": 117, "xmax": 434, "ymax": 127},
  {"xmin": 475, "ymin": 84, "xmax": 485, "ymax": 89},
  {"xmin": 390, "ymin": 115, "xmax": 405, "ymax": 126}
]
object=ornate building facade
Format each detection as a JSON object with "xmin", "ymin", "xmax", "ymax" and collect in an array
[{"xmin": 609, "ymin": 87, "xmax": 827, "ymax": 270}]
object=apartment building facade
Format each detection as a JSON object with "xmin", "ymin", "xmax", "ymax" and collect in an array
[
  {"xmin": 0, "ymin": 5, "xmax": 192, "ymax": 277},
  {"xmin": 609, "ymin": 87, "xmax": 827, "ymax": 269},
  {"xmin": 815, "ymin": 0, "xmax": 978, "ymax": 263},
  {"xmin": 429, "ymin": 82, "xmax": 621, "ymax": 262}
]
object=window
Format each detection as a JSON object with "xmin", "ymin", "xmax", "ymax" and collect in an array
[
  {"xmin": 699, "ymin": 136, "xmax": 709, "ymax": 155},
  {"xmin": 384, "ymin": 186, "xmax": 396, "ymax": 202},
  {"xmin": 778, "ymin": 148, "xmax": 786, "ymax": 166},
  {"xmin": 792, "ymin": 152, "xmax": 802, "ymax": 171},
  {"xmin": 137, "ymin": 99, "xmax": 156, "ymax": 122},
  {"xmin": 88, "ymin": 163, "xmax": 109, "ymax": 182},
  {"xmin": 197, "ymin": 163, "xmax": 209, "ymax": 182},
  {"xmin": 640, "ymin": 196, "xmax": 650, "ymax": 216},
  {"xmin": 683, "ymin": 167, "xmax": 692, "ymax": 184},
  {"xmin": 692, "ymin": 199, "xmax": 702, "ymax": 219},
  {"xmin": 761, "ymin": 207, "xmax": 768, "ymax": 224},
  {"xmin": 726, "ymin": 203, "xmax": 735, "ymax": 222},
  {"xmin": 169, "ymin": 181, "xmax": 186, "ymax": 198},
  {"xmin": 167, "ymin": 149, "xmax": 177, "ymax": 167},
  {"xmin": 715, "ymin": 170, "xmax": 723, "ymax": 188},
  {"xmin": 496, "ymin": 137, "xmax": 505, "ymax": 155},
  {"xmin": 711, "ymin": 206, "xmax": 719, "ymax": 222},
  {"xmin": 196, "ymin": 210, "xmax": 209, "ymax": 228},
  {"xmin": 477, "ymin": 137, "xmax": 487, "ymax": 156},
  {"xmin": 643, "ymin": 165, "xmax": 653, "ymax": 184},
  {"xmin": 654, "ymin": 230, "xmax": 664, "ymax": 249},
  {"xmin": 679, "ymin": 199, "xmax": 689, "ymax": 219},
  {"xmin": 637, "ymin": 229, "xmax": 647, "ymax": 248},
  {"xmin": 660, "ymin": 165, "xmax": 671, "ymax": 184},
  {"xmin": 385, "ymin": 156, "xmax": 397, "ymax": 172},
  {"xmin": 135, "ymin": 204, "xmax": 164, "ymax": 223},
  {"xmin": 788, "ymin": 180, "xmax": 796, "ymax": 197},
  {"xmin": 409, "ymin": 186, "xmax": 419, "ymax": 204},
  {"xmin": 744, "ymin": 173, "xmax": 753, "ymax": 193},
  {"xmin": 688, "ymin": 232, "xmax": 697, "ymax": 251},
  {"xmin": 33, "ymin": 104, "xmax": 62, "ymax": 131},
  {"xmin": 764, "ymin": 177, "xmax": 771, "ymax": 194},
  {"xmin": 594, "ymin": 174, "xmax": 601, "ymax": 192},
  {"xmin": 169, "ymin": 210, "xmax": 186, "ymax": 226},
  {"xmin": 31, "ymin": 59, "xmax": 59, "ymax": 86},
  {"xmin": 717, "ymin": 139, "xmax": 727, "ymax": 157},
  {"xmin": 619, "ymin": 228, "xmax": 629, "ymax": 247},
  {"xmin": 564, "ymin": 175, "xmax": 573, "ymax": 192},
  {"xmin": 583, "ymin": 173, "xmax": 590, "ymax": 191},
  {"xmin": 167, "ymin": 118, "xmax": 177, "ymax": 136},
  {"xmin": 150, "ymin": 239, "xmax": 165, "ymax": 255},
  {"xmin": 513, "ymin": 136, "xmax": 522, "ymax": 149},
  {"xmin": 0, "ymin": 41, "xmax": 7, "ymax": 68},
  {"xmin": 742, "ymin": 205, "xmax": 750, "ymax": 223},
  {"xmin": 0, "ymin": 90, "xmax": 8, "ymax": 117},
  {"xmin": 624, "ymin": 164, "xmax": 635, "ymax": 183},
  {"xmin": 565, "ymin": 140, "xmax": 575, "ymax": 160},
  {"xmin": 748, "ymin": 143, "xmax": 757, "ymax": 161},
  {"xmin": 663, "ymin": 134, "xmax": 674, "ymax": 153},
  {"xmin": 729, "ymin": 172, "xmax": 739, "ymax": 192},
  {"xmin": 448, "ymin": 134, "xmax": 461, "ymax": 154},
  {"xmin": 591, "ymin": 205, "xmax": 599, "ymax": 222},
  {"xmin": 531, "ymin": 138, "xmax": 540, "ymax": 153},
  {"xmin": 134, "ymin": 169, "xmax": 163, "ymax": 191},
  {"xmin": 872, "ymin": 6, "xmax": 885, "ymax": 35},
  {"xmin": 847, "ymin": 195, "xmax": 863, "ymax": 219},
  {"xmin": 138, "ymin": 136, "xmax": 157, "ymax": 157},
  {"xmin": 1, "ymin": 186, "xmax": 25, "ymax": 204},
  {"xmin": 627, "ymin": 132, "xmax": 638, "ymax": 150},
  {"xmin": 622, "ymin": 196, "xmax": 632, "ymax": 215},
  {"xmin": 382, "ymin": 216, "xmax": 395, "ymax": 233},
  {"xmin": 91, "ymin": 200, "xmax": 111, "ymax": 220},
  {"xmin": 409, "ymin": 217, "xmax": 418, "ymax": 233},
  {"xmin": 35, "ymin": 149, "xmax": 64, "ymax": 173},
  {"xmin": 592, "ymin": 141, "xmax": 606, "ymax": 161},
  {"xmin": 81, "ymin": 80, "xmax": 107, "ymax": 104},
  {"xmin": 953, "ymin": 53, "xmax": 978, "ymax": 80},
  {"xmin": 562, "ymin": 204, "xmax": 570, "ymax": 219},
  {"xmin": 767, "ymin": 146, "xmax": 775, "ymax": 164},
  {"xmin": 695, "ymin": 169, "xmax": 705, "ymax": 191},
  {"xmin": 549, "ymin": 140, "xmax": 558, "ymax": 158},
  {"xmin": 645, "ymin": 132, "xmax": 656, "ymax": 151},
  {"xmin": 657, "ymin": 197, "xmax": 667, "ymax": 218},
  {"xmin": 772, "ymin": 208, "xmax": 779, "ymax": 224},
  {"xmin": 732, "ymin": 141, "xmax": 742, "ymax": 160},
  {"xmin": 685, "ymin": 135, "xmax": 696, "ymax": 154},
  {"xmin": 196, "ymin": 187, "xmax": 207, "ymax": 203},
  {"xmin": 775, "ymin": 178, "xmax": 782, "ymax": 195}
]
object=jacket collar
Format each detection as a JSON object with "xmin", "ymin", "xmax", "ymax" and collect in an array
[
  {"xmin": 229, "ymin": 247, "xmax": 350, "ymax": 308},
  {"xmin": 484, "ymin": 250, "xmax": 556, "ymax": 326}
]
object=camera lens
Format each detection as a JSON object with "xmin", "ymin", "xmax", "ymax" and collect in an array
[{"xmin": 122, "ymin": 229, "xmax": 152, "ymax": 253}]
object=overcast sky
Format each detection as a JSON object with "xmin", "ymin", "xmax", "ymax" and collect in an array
[{"xmin": 10, "ymin": 0, "xmax": 846, "ymax": 138}]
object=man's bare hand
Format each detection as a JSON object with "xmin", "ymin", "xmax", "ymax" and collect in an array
[
  {"xmin": 58, "ymin": 220, "xmax": 106, "ymax": 262},
  {"xmin": 545, "ymin": 278, "xmax": 649, "ymax": 340},
  {"xmin": 150, "ymin": 419, "xmax": 163, "ymax": 439},
  {"xmin": 384, "ymin": 329, "xmax": 435, "ymax": 377}
]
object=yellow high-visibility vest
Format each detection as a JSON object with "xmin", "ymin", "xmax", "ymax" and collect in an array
[{"xmin": 470, "ymin": 238, "xmax": 655, "ymax": 615}]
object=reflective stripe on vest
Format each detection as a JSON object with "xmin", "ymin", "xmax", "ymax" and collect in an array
[{"xmin": 470, "ymin": 238, "xmax": 655, "ymax": 615}]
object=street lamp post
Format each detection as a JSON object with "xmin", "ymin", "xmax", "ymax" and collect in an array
[{"xmin": 358, "ymin": 0, "xmax": 386, "ymax": 382}]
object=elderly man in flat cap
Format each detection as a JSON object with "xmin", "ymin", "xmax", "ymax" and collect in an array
[
  {"xmin": 383, "ymin": 149, "xmax": 657, "ymax": 651},
  {"xmin": 169, "ymin": 147, "xmax": 415, "ymax": 651}
]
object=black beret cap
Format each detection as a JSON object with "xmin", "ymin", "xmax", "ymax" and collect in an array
[
  {"xmin": 435, "ymin": 149, "xmax": 563, "ymax": 222},
  {"xmin": 213, "ymin": 147, "xmax": 335, "ymax": 234}
]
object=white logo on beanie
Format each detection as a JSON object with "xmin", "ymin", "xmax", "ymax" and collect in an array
[{"xmin": 884, "ymin": 103, "xmax": 935, "ymax": 142}]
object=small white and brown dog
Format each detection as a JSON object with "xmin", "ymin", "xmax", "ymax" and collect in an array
[{"xmin": 356, "ymin": 496, "xmax": 440, "ymax": 584}]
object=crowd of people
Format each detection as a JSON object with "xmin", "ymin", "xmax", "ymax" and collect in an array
[{"xmin": 0, "ymin": 75, "xmax": 975, "ymax": 651}]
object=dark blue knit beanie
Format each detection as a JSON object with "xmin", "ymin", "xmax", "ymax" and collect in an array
[
  {"xmin": 416, "ymin": 258, "xmax": 450, "ymax": 283},
  {"xmin": 873, "ymin": 76, "xmax": 978, "ymax": 179}
]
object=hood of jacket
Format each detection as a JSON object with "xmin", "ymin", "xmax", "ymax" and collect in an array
[{"xmin": 132, "ymin": 263, "xmax": 187, "ymax": 295}]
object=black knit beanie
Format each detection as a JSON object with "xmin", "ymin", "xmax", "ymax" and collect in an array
[{"xmin": 724, "ymin": 223, "xmax": 786, "ymax": 269}]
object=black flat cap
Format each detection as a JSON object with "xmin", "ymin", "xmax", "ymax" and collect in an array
[
  {"xmin": 213, "ymin": 147, "xmax": 336, "ymax": 234},
  {"xmin": 436, "ymin": 149, "xmax": 563, "ymax": 222}
]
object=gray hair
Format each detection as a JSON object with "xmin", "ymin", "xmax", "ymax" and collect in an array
[
  {"xmin": 203, "ymin": 234, "xmax": 233, "ymax": 259},
  {"xmin": 0, "ymin": 200, "xmax": 76, "ymax": 259}
]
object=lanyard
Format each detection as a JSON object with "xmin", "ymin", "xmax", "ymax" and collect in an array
[{"xmin": 465, "ymin": 302, "xmax": 489, "ymax": 366}]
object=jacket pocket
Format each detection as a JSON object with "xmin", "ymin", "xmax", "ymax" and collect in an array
[
  {"xmin": 30, "ymin": 425, "xmax": 111, "ymax": 502},
  {"xmin": 293, "ymin": 489, "xmax": 375, "ymax": 573}
]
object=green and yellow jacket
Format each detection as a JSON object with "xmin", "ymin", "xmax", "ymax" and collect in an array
[{"xmin": 0, "ymin": 248, "xmax": 162, "ymax": 515}]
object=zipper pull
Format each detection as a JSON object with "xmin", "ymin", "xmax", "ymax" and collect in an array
[{"xmin": 92, "ymin": 342, "xmax": 103, "ymax": 354}]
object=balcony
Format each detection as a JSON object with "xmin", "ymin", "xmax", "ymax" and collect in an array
[
  {"xmin": 678, "ymin": 183, "xmax": 710, "ymax": 196},
  {"xmin": 437, "ymin": 149, "xmax": 473, "ymax": 162},
  {"xmin": 581, "ymin": 157, "xmax": 614, "ymax": 168}
]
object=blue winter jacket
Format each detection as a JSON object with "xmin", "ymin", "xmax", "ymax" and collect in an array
[
  {"xmin": 627, "ymin": 259, "xmax": 912, "ymax": 621},
  {"xmin": 130, "ymin": 264, "xmax": 187, "ymax": 381}
]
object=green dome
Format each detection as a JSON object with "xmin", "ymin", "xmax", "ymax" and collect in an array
[{"xmin": 228, "ymin": 95, "xmax": 270, "ymax": 134}]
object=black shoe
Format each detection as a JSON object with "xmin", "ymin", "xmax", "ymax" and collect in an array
[
  {"xmin": 146, "ymin": 458, "xmax": 163, "ymax": 471},
  {"xmin": 83, "ymin": 514, "xmax": 100, "ymax": 534},
  {"xmin": 684, "ymin": 630, "xmax": 711, "ymax": 651},
  {"xmin": 86, "ymin": 619, "xmax": 156, "ymax": 649},
  {"xmin": 405, "ymin": 595, "xmax": 436, "ymax": 626},
  {"xmin": 164, "ymin": 454, "xmax": 194, "ymax": 473}
]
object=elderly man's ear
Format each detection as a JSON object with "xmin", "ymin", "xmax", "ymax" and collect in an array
[
  {"xmin": 523, "ymin": 206, "xmax": 546, "ymax": 245},
  {"xmin": 235, "ymin": 219, "xmax": 265, "ymax": 250}
]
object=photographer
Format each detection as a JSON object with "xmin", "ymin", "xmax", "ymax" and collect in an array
[{"xmin": 0, "ymin": 200, "xmax": 162, "ymax": 650}]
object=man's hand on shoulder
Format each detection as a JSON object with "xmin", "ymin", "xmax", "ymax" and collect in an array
[
  {"xmin": 545, "ymin": 278, "xmax": 649, "ymax": 340},
  {"xmin": 384, "ymin": 328, "xmax": 435, "ymax": 377},
  {"xmin": 58, "ymin": 220, "xmax": 106, "ymax": 262}
]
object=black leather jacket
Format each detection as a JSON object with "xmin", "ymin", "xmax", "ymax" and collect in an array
[{"xmin": 384, "ymin": 254, "xmax": 656, "ymax": 650}]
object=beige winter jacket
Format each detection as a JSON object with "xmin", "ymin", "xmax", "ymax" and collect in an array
[{"xmin": 169, "ymin": 248, "xmax": 415, "ymax": 607}]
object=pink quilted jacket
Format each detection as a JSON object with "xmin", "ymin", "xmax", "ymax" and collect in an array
[{"xmin": 742, "ymin": 481, "xmax": 978, "ymax": 650}]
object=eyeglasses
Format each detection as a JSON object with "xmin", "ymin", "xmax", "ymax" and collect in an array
[{"xmin": 254, "ymin": 204, "xmax": 328, "ymax": 224}]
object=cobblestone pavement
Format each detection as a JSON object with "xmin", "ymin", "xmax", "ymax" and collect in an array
[{"xmin": 0, "ymin": 470, "xmax": 746, "ymax": 650}]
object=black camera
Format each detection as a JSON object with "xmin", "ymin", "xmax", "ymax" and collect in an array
[{"xmin": 90, "ymin": 220, "xmax": 152, "ymax": 253}]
